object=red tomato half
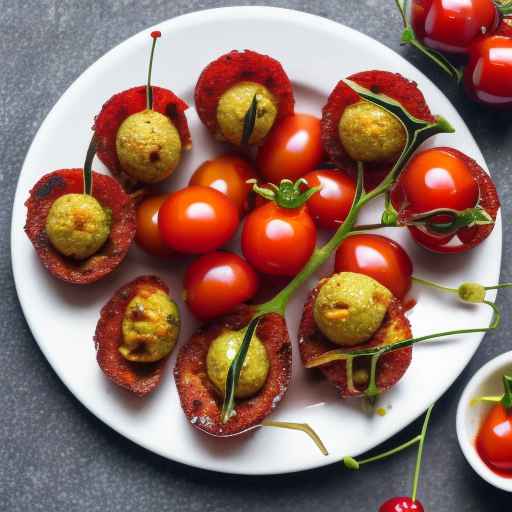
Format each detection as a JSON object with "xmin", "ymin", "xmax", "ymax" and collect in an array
[
  {"xmin": 241, "ymin": 203, "xmax": 316, "ymax": 276},
  {"xmin": 476, "ymin": 403, "xmax": 512, "ymax": 476},
  {"xmin": 303, "ymin": 169, "xmax": 356, "ymax": 230},
  {"xmin": 464, "ymin": 36, "xmax": 512, "ymax": 109},
  {"xmin": 158, "ymin": 186, "xmax": 239, "ymax": 254},
  {"xmin": 335, "ymin": 234, "xmax": 413, "ymax": 299},
  {"xmin": 411, "ymin": 0, "xmax": 498, "ymax": 54},
  {"xmin": 257, "ymin": 114, "xmax": 323, "ymax": 183},
  {"xmin": 184, "ymin": 252, "xmax": 259, "ymax": 321},
  {"xmin": 135, "ymin": 195, "xmax": 173, "ymax": 258},
  {"xmin": 189, "ymin": 154, "xmax": 256, "ymax": 215}
]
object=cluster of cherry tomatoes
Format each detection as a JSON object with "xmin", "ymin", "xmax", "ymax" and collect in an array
[
  {"xmin": 134, "ymin": 107, "xmax": 492, "ymax": 323},
  {"xmin": 410, "ymin": 0, "xmax": 512, "ymax": 107}
]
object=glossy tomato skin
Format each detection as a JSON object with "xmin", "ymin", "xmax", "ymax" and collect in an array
[
  {"xmin": 135, "ymin": 195, "xmax": 174, "ymax": 258},
  {"xmin": 476, "ymin": 403, "xmax": 512, "ymax": 474},
  {"xmin": 189, "ymin": 154, "xmax": 256, "ymax": 215},
  {"xmin": 184, "ymin": 252, "xmax": 259, "ymax": 321},
  {"xmin": 379, "ymin": 497, "xmax": 424, "ymax": 512},
  {"xmin": 411, "ymin": 0, "xmax": 498, "ymax": 54},
  {"xmin": 241, "ymin": 203, "xmax": 317, "ymax": 276},
  {"xmin": 392, "ymin": 147, "xmax": 480, "ymax": 251},
  {"xmin": 257, "ymin": 114, "xmax": 324, "ymax": 183},
  {"xmin": 335, "ymin": 234, "xmax": 413, "ymax": 299},
  {"xmin": 464, "ymin": 36, "xmax": 512, "ymax": 108},
  {"xmin": 158, "ymin": 186, "xmax": 239, "ymax": 254},
  {"xmin": 303, "ymin": 169, "xmax": 356, "ymax": 230}
]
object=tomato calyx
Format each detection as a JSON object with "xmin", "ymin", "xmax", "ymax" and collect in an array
[
  {"xmin": 399, "ymin": 206, "xmax": 493, "ymax": 235},
  {"xmin": 394, "ymin": 0, "xmax": 463, "ymax": 82},
  {"xmin": 498, "ymin": 1, "xmax": 512, "ymax": 16},
  {"xmin": 472, "ymin": 373, "xmax": 512, "ymax": 409},
  {"xmin": 249, "ymin": 178, "xmax": 320, "ymax": 209}
]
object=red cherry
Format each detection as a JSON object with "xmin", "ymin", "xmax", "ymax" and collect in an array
[{"xmin": 379, "ymin": 497, "xmax": 424, "ymax": 512}]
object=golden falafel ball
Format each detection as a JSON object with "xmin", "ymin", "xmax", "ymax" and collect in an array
[
  {"xmin": 338, "ymin": 100, "xmax": 406, "ymax": 162},
  {"xmin": 45, "ymin": 193, "xmax": 111, "ymax": 260},
  {"xmin": 116, "ymin": 109, "xmax": 182, "ymax": 183},
  {"xmin": 313, "ymin": 272, "xmax": 393, "ymax": 346},
  {"xmin": 216, "ymin": 82, "xmax": 278, "ymax": 146}
]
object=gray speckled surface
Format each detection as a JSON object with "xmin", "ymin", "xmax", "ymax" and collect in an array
[{"xmin": 1, "ymin": 1, "xmax": 511, "ymax": 510}]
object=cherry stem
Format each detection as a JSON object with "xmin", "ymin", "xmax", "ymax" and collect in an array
[
  {"xmin": 412, "ymin": 276, "xmax": 457, "ymax": 294},
  {"xmin": 358, "ymin": 435, "xmax": 421, "ymax": 466},
  {"xmin": 83, "ymin": 134, "xmax": 97, "ymax": 196},
  {"xmin": 485, "ymin": 283, "xmax": 512, "ymax": 290},
  {"xmin": 411, "ymin": 403, "xmax": 434, "ymax": 502},
  {"xmin": 146, "ymin": 31, "xmax": 161, "ymax": 110}
]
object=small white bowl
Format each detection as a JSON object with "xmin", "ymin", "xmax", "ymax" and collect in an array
[{"xmin": 456, "ymin": 351, "xmax": 512, "ymax": 492}]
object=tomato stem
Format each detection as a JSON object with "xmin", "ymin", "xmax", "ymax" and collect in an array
[
  {"xmin": 250, "ymin": 178, "xmax": 320, "ymax": 209},
  {"xmin": 411, "ymin": 276, "xmax": 457, "ymax": 294},
  {"xmin": 146, "ymin": 31, "xmax": 161, "ymax": 110}
]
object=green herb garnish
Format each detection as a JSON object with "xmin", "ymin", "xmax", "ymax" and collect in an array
[{"xmin": 241, "ymin": 94, "xmax": 258, "ymax": 146}]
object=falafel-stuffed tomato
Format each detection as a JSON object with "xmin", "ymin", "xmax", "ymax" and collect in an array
[
  {"xmin": 94, "ymin": 32, "xmax": 192, "ymax": 188},
  {"xmin": 24, "ymin": 169, "xmax": 136, "ymax": 285},
  {"xmin": 194, "ymin": 50, "xmax": 294, "ymax": 147},
  {"xmin": 321, "ymin": 70, "xmax": 435, "ymax": 189}
]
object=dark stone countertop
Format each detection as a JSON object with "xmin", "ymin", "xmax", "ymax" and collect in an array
[{"xmin": 1, "ymin": 1, "xmax": 511, "ymax": 510}]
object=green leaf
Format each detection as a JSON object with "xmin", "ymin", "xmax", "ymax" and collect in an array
[
  {"xmin": 241, "ymin": 94, "xmax": 258, "ymax": 146},
  {"xmin": 502, "ymin": 374, "xmax": 512, "ymax": 410},
  {"xmin": 221, "ymin": 317, "xmax": 261, "ymax": 423},
  {"xmin": 83, "ymin": 135, "xmax": 97, "ymax": 195}
]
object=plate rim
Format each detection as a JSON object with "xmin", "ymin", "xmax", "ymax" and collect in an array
[{"xmin": 10, "ymin": 5, "xmax": 503, "ymax": 475}]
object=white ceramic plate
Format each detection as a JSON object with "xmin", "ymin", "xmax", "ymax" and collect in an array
[{"xmin": 11, "ymin": 6, "xmax": 501, "ymax": 475}]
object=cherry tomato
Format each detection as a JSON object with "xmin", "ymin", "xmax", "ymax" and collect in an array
[
  {"xmin": 303, "ymin": 169, "xmax": 356, "ymax": 229},
  {"xmin": 135, "ymin": 195, "xmax": 174, "ymax": 258},
  {"xmin": 392, "ymin": 147, "xmax": 480, "ymax": 251},
  {"xmin": 257, "ymin": 114, "xmax": 323, "ymax": 183},
  {"xmin": 411, "ymin": 0, "xmax": 498, "ymax": 54},
  {"xmin": 189, "ymin": 154, "xmax": 256, "ymax": 215},
  {"xmin": 335, "ymin": 234, "xmax": 413, "ymax": 299},
  {"xmin": 158, "ymin": 186, "xmax": 239, "ymax": 254},
  {"xmin": 464, "ymin": 36, "xmax": 512, "ymax": 108},
  {"xmin": 184, "ymin": 252, "xmax": 259, "ymax": 321},
  {"xmin": 379, "ymin": 497, "xmax": 424, "ymax": 512},
  {"xmin": 476, "ymin": 403, "xmax": 512, "ymax": 475},
  {"xmin": 241, "ymin": 203, "xmax": 316, "ymax": 276}
]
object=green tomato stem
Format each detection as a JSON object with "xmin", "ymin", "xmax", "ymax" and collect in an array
[
  {"xmin": 357, "ymin": 435, "xmax": 421, "ymax": 466},
  {"xmin": 412, "ymin": 276, "xmax": 457, "ymax": 294},
  {"xmin": 485, "ymin": 283, "xmax": 512, "ymax": 290},
  {"xmin": 411, "ymin": 403, "xmax": 435, "ymax": 502}
]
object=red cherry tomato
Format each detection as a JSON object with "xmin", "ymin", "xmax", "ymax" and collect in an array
[
  {"xmin": 184, "ymin": 252, "xmax": 259, "ymax": 321},
  {"xmin": 476, "ymin": 403, "xmax": 512, "ymax": 475},
  {"xmin": 257, "ymin": 114, "xmax": 324, "ymax": 183},
  {"xmin": 189, "ymin": 154, "xmax": 256, "ymax": 215},
  {"xmin": 335, "ymin": 234, "xmax": 413, "ymax": 299},
  {"xmin": 135, "ymin": 195, "xmax": 174, "ymax": 258},
  {"xmin": 241, "ymin": 203, "xmax": 317, "ymax": 276},
  {"xmin": 379, "ymin": 497, "xmax": 424, "ymax": 512},
  {"xmin": 464, "ymin": 36, "xmax": 512, "ymax": 108},
  {"xmin": 158, "ymin": 186, "xmax": 239, "ymax": 254},
  {"xmin": 411, "ymin": 0, "xmax": 498, "ymax": 54},
  {"xmin": 303, "ymin": 169, "xmax": 356, "ymax": 230},
  {"xmin": 392, "ymin": 147, "xmax": 480, "ymax": 251}
]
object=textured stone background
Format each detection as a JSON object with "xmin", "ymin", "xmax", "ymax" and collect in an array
[{"xmin": 1, "ymin": 1, "xmax": 511, "ymax": 510}]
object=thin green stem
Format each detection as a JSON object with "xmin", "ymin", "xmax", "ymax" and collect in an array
[
  {"xmin": 146, "ymin": 36, "xmax": 158, "ymax": 110},
  {"xmin": 412, "ymin": 276, "xmax": 457, "ymax": 294},
  {"xmin": 412, "ymin": 403, "xmax": 434, "ymax": 502},
  {"xmin": 485, "ymin": 283, "xmax": 512, "ymax": 290},
  {"xmin": 83, "ymin": 134, "xmax": 97, "ymax": 196},
  {"xmin": 394, "ymin": 0, "xmax": 407, "ymax": 27},
  {"xmin": 358, "ymin": 435, "xmax": 421, "ymax": 466}
]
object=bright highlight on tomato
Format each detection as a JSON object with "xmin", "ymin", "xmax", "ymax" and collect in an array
[
  {"xmin": 189, "ymin": 154, "xmax": 256, "ymax": 215},
  {"xmin": 335, "ymin": 234, "xmax": 413, "ymax": 299},
  {"xmin": 257, "ymin": 113, "xmax": 324, "ymax": 183},
  {"xmin": 303, "ymin": 169, "xmax": 356, "ymax": 230},
  {"xmin": 184, "ymin": 252, "xmax": 259, "ymax": 321},
  {"xmin": 158, "ymin": 186, "xmax": 239, "ymax": 254},
  {"xmin": 411, "ymin": 0, "xmax": 498, "ymax": 54},
  {"xmin": 241, "ymin": 202, "xmax": 317, "ymax": 276}
]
